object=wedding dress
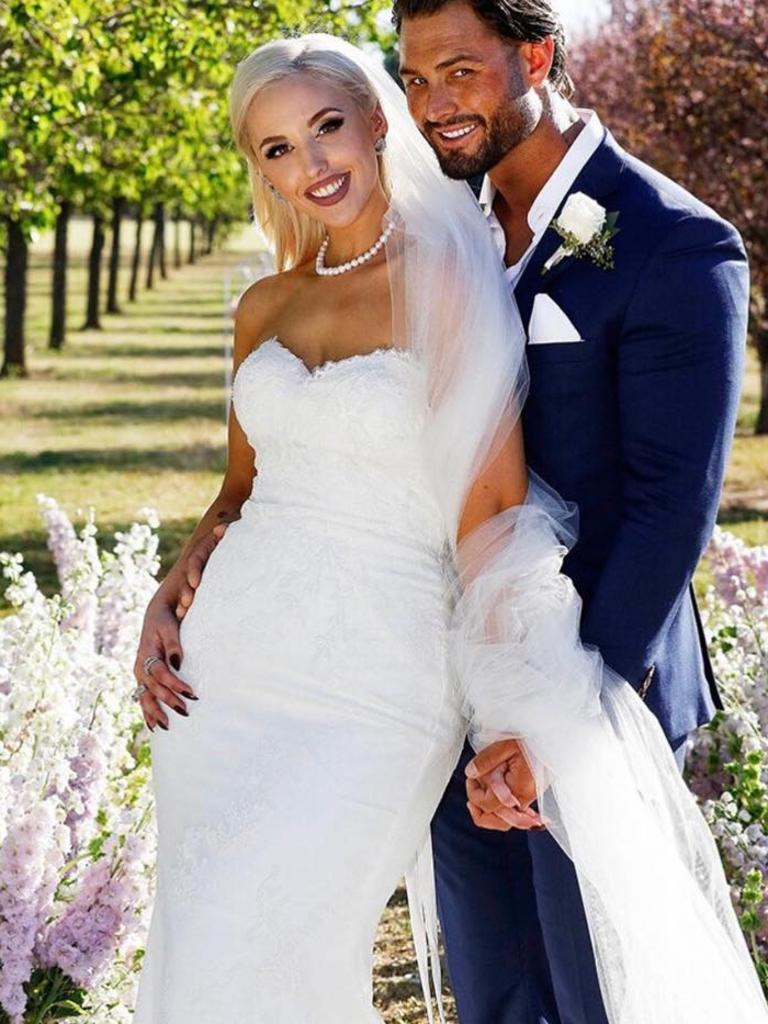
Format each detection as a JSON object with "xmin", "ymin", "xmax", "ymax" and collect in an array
[{"xmin": 131, "ymin": 337, "xmax": 466, "ymax": 1023}]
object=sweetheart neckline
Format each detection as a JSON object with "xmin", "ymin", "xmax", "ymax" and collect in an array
[{"xmin": 255, "ymin": 336, "xmax": 413, "ymax": 379}]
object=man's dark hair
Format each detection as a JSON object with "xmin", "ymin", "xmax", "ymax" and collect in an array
[{"xmin": 392, "ymin": 0, "xmax": 574, "ymax": 99}]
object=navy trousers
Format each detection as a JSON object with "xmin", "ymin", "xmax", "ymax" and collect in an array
[{"xmin": 431, "ymin": 737, "xmax": 688, "ymax": 1024}]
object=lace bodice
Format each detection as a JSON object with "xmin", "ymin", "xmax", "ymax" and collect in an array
[{"xmin": 231, "ymin": 337, "xmax": 448, "ymax": 552}]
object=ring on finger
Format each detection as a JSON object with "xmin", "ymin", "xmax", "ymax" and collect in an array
[
  {"xmin": 143, "ymin": 654, "xmax": 162, "ymax": 676},
  {"xmin": 131, "ymin": 683, "xmax": 149, "ymax": 703}
]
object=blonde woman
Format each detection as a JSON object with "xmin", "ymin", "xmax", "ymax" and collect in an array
[{"xmin": 131, "ymin": 34, "xmax": 768, "ymax": 1024}]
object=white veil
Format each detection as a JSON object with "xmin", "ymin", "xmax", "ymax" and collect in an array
[{"xmin": 294, "ymin": 34, "xmax": 768, "ymax": 1024}]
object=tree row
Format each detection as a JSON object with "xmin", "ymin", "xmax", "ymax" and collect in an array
[{"xmin": 0, "ymin": 0, "xmax": 388, "ymax": 375}]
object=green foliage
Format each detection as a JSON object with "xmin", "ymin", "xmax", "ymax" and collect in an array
[
  {"xmin": 0, "ymin": 967, "xmax": 87, "ymax": 1024},
  {"xmin": 549, "ymin": 220, "xmax": 619, "ymax": 273},
  {"xmin": 726, "ymin": 746, "xmax": 768, "ymax": 830},
  {"xmin": 0, "ymin": 0, "xmax": 390, "ymax": 231}
]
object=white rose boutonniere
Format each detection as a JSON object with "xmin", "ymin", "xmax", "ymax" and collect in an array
[{"xmin": 542, "ymin": 192, "xmax": 620, "ymax": 275}]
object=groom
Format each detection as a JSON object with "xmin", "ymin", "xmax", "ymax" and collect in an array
[{"xmin": 395, "ymin": 0, "xmax": 749, "ymax": 1021}]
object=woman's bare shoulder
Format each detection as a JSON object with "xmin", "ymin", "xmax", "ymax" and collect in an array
[
  {"xmin": 235, "ymin": 272, "xmax": 284, "ymax": 337},
  {"xmin": 233, "ymin": 270, "xmax": 299, "ymax": 357}
]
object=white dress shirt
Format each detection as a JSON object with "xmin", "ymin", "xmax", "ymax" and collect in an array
[{"xmin": 478, "ymin": 109, "xmax": 605, "ymax": 289}]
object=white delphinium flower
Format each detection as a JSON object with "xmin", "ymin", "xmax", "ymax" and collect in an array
[
  {"xmin": 96, "ymin": 511, "xmax": 160, "ymax": 662},
  {"xmin": 687, "ymin": 528, "xmax": 768, "ymax": 974},
  {"xmin": 0, "ymin": 500, "xmax": 161, "ymax": 1021}
]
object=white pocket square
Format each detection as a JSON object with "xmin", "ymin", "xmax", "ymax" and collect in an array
[{"xmin": 528, "ymin": 294, "xmax": 582, "ymax": 345}]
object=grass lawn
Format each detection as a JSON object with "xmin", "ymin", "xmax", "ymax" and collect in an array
[
  {"xmin": 1, "ymin": 218, "xmax": 258, "ymax": 601},
  {"xmin": 721, "ymin": 347, "xmax": 768, "ymax": 545}
]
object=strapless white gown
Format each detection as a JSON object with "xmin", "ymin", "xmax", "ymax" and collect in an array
[{"xmin": 132, "ymin": 338, "xmax": 466, "ymax": 1023}]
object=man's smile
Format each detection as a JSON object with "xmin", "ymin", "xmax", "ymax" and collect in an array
[{"xmin": 432, "ymin": 120, "xmax": 483, "ymax": 146}]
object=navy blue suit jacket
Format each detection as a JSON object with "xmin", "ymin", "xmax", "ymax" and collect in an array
[{"xmin": 508, "ymin": 128, "xmax": 749, "ymax": 745}]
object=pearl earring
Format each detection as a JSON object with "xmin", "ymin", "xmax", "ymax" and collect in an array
[{"xmin": 374, "ymin": 136, "xmax": 387, "ymax": 155}]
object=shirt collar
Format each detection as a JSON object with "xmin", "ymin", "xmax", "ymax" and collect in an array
[{"xmin": 478, "ymin": 109, "xmax": 605, "ymax": 235}]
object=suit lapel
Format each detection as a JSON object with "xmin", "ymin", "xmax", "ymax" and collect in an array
[
  {"xmin": 515, "ymin": 131, "xmax": 626, "ymax": 331},
  {"xmin": 515, "ymin": 230, "xmax": 569, "ymax": 326}
]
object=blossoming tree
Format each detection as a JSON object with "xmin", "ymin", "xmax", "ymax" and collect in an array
[{"xmin": 570, "ymin": 0, "xmax": 768, "ymax": 431}]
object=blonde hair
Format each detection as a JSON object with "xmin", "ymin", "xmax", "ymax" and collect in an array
[{"xmin": 229, "ymin": 37, "xmax": 388, "ymax": 272}]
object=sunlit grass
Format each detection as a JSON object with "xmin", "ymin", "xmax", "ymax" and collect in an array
[
  {"xmin": 0, "ymin": 218, "xmax": 258, "ymax": 600},
  {"xmin": 719, "ymin": 348, "xmax": 768, "ymax": 546}
]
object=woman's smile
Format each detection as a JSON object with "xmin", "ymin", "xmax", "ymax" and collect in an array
[{"xmin": 304, "ymin": 171, "xmax": 352, "ymax": 206}]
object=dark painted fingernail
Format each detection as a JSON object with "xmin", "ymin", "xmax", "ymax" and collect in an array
[
  {"xmin": 158, "ymin": 721, "xmax": 169, "ymax": 731},
  {"xmin": 182, "ymin": 691, "xmax": 198, "ymax": 700},
  {"xmin": 170, "ymin": 655, "xmax": 181, "ymax": 670},
  {"xmin": 174, "ymin": 706, "xmax": 189, "ymax": 717}
]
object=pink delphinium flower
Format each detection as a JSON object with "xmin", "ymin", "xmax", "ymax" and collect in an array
[
  {"xmin": 61, "ymin": 732, "xmax": 109, "ymax": 860},
  {"xmin": 40, "ymin": 498, "xmax": 102, "ymax": 643},
  {"xmin": 37, "ymin": 496, "xmax": 79, "ymax": 586},
  {"xmin": 40, "ymin": 834, "xmax": 148, "ymax": 991},
  {"xmin": 707, "ymin": 527, "xmax": 768, "ymax": 611},
  {"xmin": 0, "ymin": 799, "xmax": 65, "ymax": 1022},
  {"xmin": 1, "ymin": 504, "xmax": 160, "ymax": 1020}
]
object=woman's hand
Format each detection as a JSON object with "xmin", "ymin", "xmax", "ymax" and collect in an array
[
  {"xmin": 132, "ymin": 501, "xmax": 239, "ymax": 730},
  {"xmin": 465, "ymin": 739, "xmax": 546, "ymax": 832},
  {"xmin": 133, "ymin": 593, "xmax": 197, "ymax": 732},
  {"xmin": 176, "ymin": 522, "xmax": 229, "ymax": 619}
]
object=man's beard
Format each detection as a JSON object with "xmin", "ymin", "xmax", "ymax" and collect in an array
[{"xmin": 426, "ymin": 99, "xmax": 531, "ymax": 180}]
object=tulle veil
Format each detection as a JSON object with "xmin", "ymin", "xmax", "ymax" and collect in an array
[{"xmin": 278, "ymin": 34, "xmax": 768, "ymax": 1024}]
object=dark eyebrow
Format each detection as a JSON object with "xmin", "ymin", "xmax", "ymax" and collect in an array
[
  {"xmin": 400, "ymin": 53, "xmax": 484, "ymax": 77},
  {"xmin": 259, "ymin": 107, "xmax": 344, "ymax": 149},
  {"xmin": 308, "ymin": 105, "xmax": 343, "ymax": 126}
]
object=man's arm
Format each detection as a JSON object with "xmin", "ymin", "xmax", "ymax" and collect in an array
[
  {"xmin": 465, "ymin": 213, "xmax": 748, "ymax": 828},
  {"xmin": 455, "ymin": 417, "xmax": 547, "ymax": 832},
  {"xmin": 580, "ymin": 214, "xmax": 749, "ymax": 688}
]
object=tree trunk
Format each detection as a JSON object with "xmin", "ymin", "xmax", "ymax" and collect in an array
[
  {"xmin": 106, "ymin": 195, "xmax": 124, "ymax": 314},
  {"xmin": 146, "ymin": 202, "xmax": 164, "ymax": 288},
  {"xmin": 2, "ymin": 217, "xmax": 28, "ymax": 377},
  {"xmin": 82, "ymin": 212, "xmax": 105, "ymax": 330},
  {"xmin": 188, "ymin": 218, "xmax": 196, "ymax": 264},
  {"xmin": 48, "ymin": 200, "xmax": 70, "ymax": 350},
  {"xmin": 156, "ymin": 202, "xmax": 167, "ymax": 279},
  {"xmin": 146, "ymin": 230, "xmax": 156, "ymax": 289},
  {"xmin": 128, "ymin": 210, "xmax": 143, "ymax": 302},
  {"xmin": 205, "ymin": 216, "xmax": 217, "ymax": 254},
  {"xmin": 173, "ymin": 207, "xmax": 182, "ymax": 269},
  {"xmin": 145, "ymin": 218, "xmax": 157, "ymax": 290}
]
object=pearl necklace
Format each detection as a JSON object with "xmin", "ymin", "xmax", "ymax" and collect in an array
[{"xmin": 315, "ymin": 221, "xmax": 395, "ymax": 277}]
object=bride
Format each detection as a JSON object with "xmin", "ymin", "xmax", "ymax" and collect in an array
[{"xmin": 131, "ymin": 33, "xmax": 768, "ymax": 1024}]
